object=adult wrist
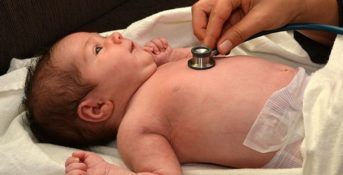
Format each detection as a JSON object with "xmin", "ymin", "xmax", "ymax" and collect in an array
[
  {"xmin": 295, "ymin": 0, "xmax": 339, "ymax": 25},
  {"xmin": 293, "ymin": 0, "xmax": 339, "ymax": 45}
]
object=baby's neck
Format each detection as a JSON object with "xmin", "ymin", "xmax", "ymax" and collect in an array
[{"xmin": 169, "ymin": 48, "xmax": 192, "ymax": 62}]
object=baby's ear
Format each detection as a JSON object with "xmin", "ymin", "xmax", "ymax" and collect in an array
[{"xmin": 77, "ymin": 98, "xmax": 114, "ymax": 123}]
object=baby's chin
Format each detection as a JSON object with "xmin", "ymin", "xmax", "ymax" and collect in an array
[
  {"xmin": 137, "ymin": 50, "xmax": 157, "ymax": 67},
  {"xmin": 139, "ymin": 47, "xmax": 157, "ymax": 63}
]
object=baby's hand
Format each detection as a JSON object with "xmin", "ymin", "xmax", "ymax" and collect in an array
[
  {"xmin": 144, "ymin": 37, "xmax": 173, "ymax": 66},
  {"xmin": 65, "ymin": 151, "xmax": 125, "ymax": 175}
]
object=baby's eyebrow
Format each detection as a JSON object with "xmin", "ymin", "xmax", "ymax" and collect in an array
[{"xmin": 86, "ymin": 33, "xmax": 103, "ymax": 46}]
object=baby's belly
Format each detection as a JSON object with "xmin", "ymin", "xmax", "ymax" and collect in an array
[
  {"xmin": 159, "ymin": 56, "xmax": 298, "ymax": 167},
  {"xmin": 161, "ymin": 55, "xmax": 298, "ymax": 117}
]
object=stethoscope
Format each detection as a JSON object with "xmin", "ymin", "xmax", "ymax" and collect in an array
[{"xmin": 188, "ymin": 23, "xmax": 343, "ymax": 70}]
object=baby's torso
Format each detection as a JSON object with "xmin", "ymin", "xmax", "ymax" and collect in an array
[{"xmin": 120, "ymin": 56, "xmax": 297, "ymax": 168}]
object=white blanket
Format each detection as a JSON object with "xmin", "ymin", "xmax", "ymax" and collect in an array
[
  {"xmin": 0, "ymin": 7, "xmax": 341, "ymax": 175},
  {"xmin": 302, "ymin": 34, "xmax": 343, "ymax": 175}
]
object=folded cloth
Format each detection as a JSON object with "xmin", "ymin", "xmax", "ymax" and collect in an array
[{"xmin": 302, "ymin": 34, "xmax": 343, "ymax": 175}]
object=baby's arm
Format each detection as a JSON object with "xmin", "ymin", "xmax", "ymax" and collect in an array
[
  {"xmin": 144, "ymin": 38, "xmax": 191, "ymax": 66},
  {"xmin": 117, "ymin": 132, "xmax": 182, "ymax": 175},
  {"xmin": 65, "ymin": 136, "xmax": 182, "ymax": 175},
  {"xmin": 65, "ymin": 151, "xmax": 166, "ymax": 175},
  {"xmin": 65, "ymin": 151, "xmax": 128, "ymax": 175}
]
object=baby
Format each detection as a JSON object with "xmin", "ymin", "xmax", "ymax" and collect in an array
[{"xmin": 24, "ymin": 32, "xmax": 309, "ymax": 175}]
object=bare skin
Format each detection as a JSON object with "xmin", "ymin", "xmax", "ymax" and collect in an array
[
  {"xmin": 64, "ymin": 34, "xmax": 297, "ymax": 175},
  {"xmin": 118, "ymin": 55, "xmax": 296, "ymax": 173}
]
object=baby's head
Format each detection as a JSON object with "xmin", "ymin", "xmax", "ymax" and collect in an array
[{"xmin": 24, "ymin": 32, "xmax": 157, "ymax": 147}]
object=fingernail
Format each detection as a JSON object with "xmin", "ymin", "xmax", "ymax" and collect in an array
[{"xmin": 219, "ymin": 40, "xmax": 232, "ymax": 53}]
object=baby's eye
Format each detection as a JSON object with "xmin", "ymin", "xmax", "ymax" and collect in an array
[{"xmin": 95, "ymin": 46, "xmax": 103, "ymax": 55}]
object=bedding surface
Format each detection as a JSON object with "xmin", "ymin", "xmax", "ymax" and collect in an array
[
  {"xmin": 0, "ymin": 7, "xmax": 341, "ymax": 175},
  {"xmin": 302, "ymin": 34, "xmax": 343, "ymax": 175}
]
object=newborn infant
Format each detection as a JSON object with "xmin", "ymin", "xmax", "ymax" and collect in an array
[{"xmin": 24, "ymin": 32, "xmax": 307, "ymax": 175}]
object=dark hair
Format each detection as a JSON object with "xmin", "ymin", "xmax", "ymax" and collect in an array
[{"xmin": 23, "ymin": 47, "xmax": 115, "ymax": 148}]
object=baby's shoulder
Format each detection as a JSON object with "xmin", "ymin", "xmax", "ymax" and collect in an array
[
  {"xmin": 128, "ymin": 72, "xmax": 179, "ymax": 112},
  {"xmin": 119, "ymin": 90, "xmax": 172, "ymax": 142},
  {"xmin": 126, "ymin": 71, "xmax": 185, "ymax": 120}
]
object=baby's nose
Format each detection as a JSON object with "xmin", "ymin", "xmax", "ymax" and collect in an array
[{"xmin": 108, "ymin": 32, "xmax": 123, "ymax": 44}]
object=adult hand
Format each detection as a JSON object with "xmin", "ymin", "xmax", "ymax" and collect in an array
[{"xmin": 192, "ymin": 0, "xmax": 339, "ymax": 54}]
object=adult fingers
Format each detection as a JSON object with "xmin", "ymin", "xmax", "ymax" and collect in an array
[
  {"xmin": 220, "ymin": 9, "xmax": 244, "ymax": 36},
  {"xmin": 204, "ymin": 0, "xmax": 242, "ymax": 48},
  {"xmin": 192, "ymin": 1, "xmax": 211, "ymax": 42},
  {"xmin": 216, "ymin": 10, "xmax": 267, "ymax": 54}
]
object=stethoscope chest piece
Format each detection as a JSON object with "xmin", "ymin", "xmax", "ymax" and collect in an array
[{"xmin": 188, "ymin": 46, "xmax": 215, "ymax": 70}]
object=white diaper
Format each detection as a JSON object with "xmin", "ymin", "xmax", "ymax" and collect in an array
[{"xmin": 243, "ymin": 67, "xmax": 310, "ymax": 168}]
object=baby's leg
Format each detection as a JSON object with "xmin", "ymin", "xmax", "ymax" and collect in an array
[{"xmin": 65, "ymin": 151, "xmax": 127, "ymax": 175}]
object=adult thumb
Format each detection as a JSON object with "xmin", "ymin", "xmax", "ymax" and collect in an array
[{"xmin": 217, "ymin": 12, "xmax": 266, "ymax": 54}]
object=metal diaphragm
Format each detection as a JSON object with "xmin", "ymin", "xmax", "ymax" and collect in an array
[{"xmin": 188, "ymin": 46, "xmax": 215, "ymax": 70}]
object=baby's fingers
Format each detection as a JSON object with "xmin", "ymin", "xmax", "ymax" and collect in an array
[
  {"xmin": 144, "ymin": 42, "xmax": 160, "ymax": 54},
  {"xmin": 65, "ymin": 156, "xmax": 80, "ymax": 167},
  {"xmin": 143, "ymin": 46, "xmax": 154, "ymax": 52},
  {"xmin": 151, "ymin": 38, "xmax": 168, "ymax": 49},
  {"xmin": 159, "ymin": 38, "xmax": 169, "ymax": 48},
  {"xmin": 71, "ymin": 151, "xmax": 88, "ymax": 159},
  {"xmin": 65, "ymin": 162, "xmax": 87, "ymax": 174},
  {"xmin": 65, "ymin": 154, "xmax": 87, "ymax": 175},
  {"xmin": 66, "ymin": 169, "xmax": 86, "ymax": 175}
]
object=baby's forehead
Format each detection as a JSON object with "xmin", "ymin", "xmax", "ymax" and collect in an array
[
  {"xmin": 53, "ymin": 32, "xmax": 91, "ymax": 57},
  {"xmin": 57, "ymin": 32, "xmax": 90, "ymax": 48},
  {"xmin": 50, "ymin": 33, "xmax": 90, "ymax": 70}
]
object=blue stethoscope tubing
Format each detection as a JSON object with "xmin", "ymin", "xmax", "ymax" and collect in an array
[
  {"xmin": 211, "ymin": 23, "xmax": 343, "ymax": 56},
  {"xmin": 247, "ymin": 23, "xmax": 343, "ymax": 41},
  {"xmin": 191, "ymin": 23, "xmax": 343, "ymax": 69}
]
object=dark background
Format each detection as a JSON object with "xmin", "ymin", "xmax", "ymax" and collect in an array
[{"xmin": 0, "ymin": 0, "xmax": 196, "ymax": 75}]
